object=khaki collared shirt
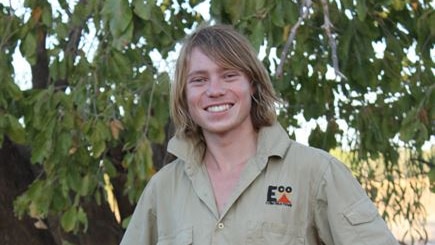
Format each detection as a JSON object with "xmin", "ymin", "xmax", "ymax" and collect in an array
[{"xmin": 121, "ymin": 123, "xmax": 398, "ymax": 245}]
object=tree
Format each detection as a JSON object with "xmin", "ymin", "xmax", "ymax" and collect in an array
[{"xmin": 0, "ymin": 0, "xmax": 433, "ymax": 244}]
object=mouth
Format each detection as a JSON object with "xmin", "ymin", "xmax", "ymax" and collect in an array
[{"xmin": 205, "ymin": 103, "xmax": 233, "ymax": 112}]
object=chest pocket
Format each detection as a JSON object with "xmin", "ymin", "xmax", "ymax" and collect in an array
[
  {"xmin": 157, "ymin": 227, "xmax": 192, "ymax": 245},
  {"xmin": 246, "ymin": 222, "xmax": 305, "ymax": 245}
]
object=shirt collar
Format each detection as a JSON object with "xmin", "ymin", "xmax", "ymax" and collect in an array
[
  {"xmin": 167, "ymin": 122, "xmax": 292, "ymax": 173},
  {"xmin": 256, "ymin": 122, "xmax": 291, "ymax": 159}
]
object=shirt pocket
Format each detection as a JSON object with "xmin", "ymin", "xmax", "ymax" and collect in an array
[
  {"xmin": 343, "ymin": 198, "xmax": 396, "ymax": 244},
  {"xmin": 344, "ymin": 198, "xmax": 378, "ymax": 225},
  {"xmin": 157, "ymin": 227, "xmax": 192, "ymax": 245},
  {"xmin": 246, "ymin": 221, "xmax": 305, "ymax": 245}
]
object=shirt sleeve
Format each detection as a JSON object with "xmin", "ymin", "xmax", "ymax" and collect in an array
[
  {"xmin": 314, "ymin": 157, "xmax": 399, "ymax": 245},
  {"xmin": 120, "ymin": 178, "xmax": 158, "ymax": 245}
]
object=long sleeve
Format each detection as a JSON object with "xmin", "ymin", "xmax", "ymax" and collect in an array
[
  {"xmin": 120, "ymin": 178, "xmax": 158, "ymax": 245},
  {"xmin": 314, "ymin": 158, "xmax": 398, "ymax": 245}
]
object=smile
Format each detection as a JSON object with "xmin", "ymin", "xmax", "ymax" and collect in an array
[{"xmin": 206, "ymin": 104, "xmax": 232, "ymax": 112}]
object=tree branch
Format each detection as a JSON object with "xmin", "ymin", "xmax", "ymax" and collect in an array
[
  {"xmin": 276, "ymin": 0, "xmax": 347, "ymax": 81},
  {"xmin": 54, "ymin": 0, "xmax": 89, "ymax": 90},
  {"xmin": 31, "ymin": 7, "xmax": 49, "ymax": 89},
  {"xmin": 276, "ymin": 0, "xmax": 312, "ymax": 79},
  {"xmin": 320, "ymin": 0, "xmax": 347, "ymax": 81}
]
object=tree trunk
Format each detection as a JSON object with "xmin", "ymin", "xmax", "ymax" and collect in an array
[
  {"xmin": 0, "ymin": 119, "xmax": 174, "ymax": 245},
  {"xmin": 0, "ymin": 136, "xmax": 125, "ymax": 245},
  {"xmin": 0, "ymin": 137, "xmax": 56, "ymax": 245}
]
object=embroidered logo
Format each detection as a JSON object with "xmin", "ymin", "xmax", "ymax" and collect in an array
[{"xmin": 266, "ymin": 185, "xmax": 292, "ymax": 207}]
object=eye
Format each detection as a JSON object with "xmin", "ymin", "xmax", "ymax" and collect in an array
[
  {"xmin": 189, "ymin": 77, "xmax": 207, "ymax": 84},
  {"xmin": 223, "ymin": 71, "xmax": 240, "ymax": 80}
]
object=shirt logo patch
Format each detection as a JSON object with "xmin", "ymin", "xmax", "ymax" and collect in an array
[{"xmin": 266, "ymin": 185, "xmax": 292, "ymax": 207}]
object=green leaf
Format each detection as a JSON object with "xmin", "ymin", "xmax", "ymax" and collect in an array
[
  {"xmin": 399, "ymin": 108, "xmax": 418, "ymax": 141},
  {"xmin": 76, "ymin": 207, "xmax": 88, "ymax": 232},
  {"xmin": 20, "ymin": 32, "xmax": 37, "ymax": 65},
  {"xmin": 271, "ymin": 0, "xmax": 285, "ymax": 27},
  {"xmin": 30, "ymin": 133, "xmax": 49, "ymax": 163},
  {"xmin": 121, "ymin": 215, "xmax": 132, "ymax": 229},
  {"xmin": 415, "ymin": 122, "xmax": 428, "ymax": 145},
  {"xmin": 392, "ymin": 0, "xmax": 406, "ymax": 11},
  {"xmin": 103, "ymin": 159, "xmax": 118, "ymax": 177},
  {"xmin": 341, "ymin": 0, "xmax": 352, "ymax": 9},
  {"xmin": 91, "ymin": 138, "xmax": 106, "ymax": 158},
  {"xmin": 132, "ymin": 0, "xmax": 152, "ymax": 20},
  {"xmin": 57, "ymin": 131, "xmax": 72, "ymax": 155},
  {"xmin": 50, "ymin": 58, "xmax": 67, "ymax": 81},
  {"xmin": 5, "ymin": 114, "xmax": 26, "ymax": 144},
  {"xmin": 30, "ymin": 117, "xmax": 55, "ymax": 163},
  {"xmin": 0, "ymin": 113, "xmax": 6, "ymax": 129},
  {"xmin": 132, "ymin": 105, "xmax": 146, "ymax": 131},
  {"xmin": 89, "ymin": 120, "xmax": 110, "ymax": 158},
  {"xmin": 210, "ymin": 0, "xmax": 223, "ymax": 19},
  {"xmin": 225, "ymin": 0, "xmax": 244, "ymax": 23},
  {"xmin": 51, "ymin": 187, "xmax": 68, "ymax": 212},
  {"xmin": 24, "ymin": 180, "xmax": 52, "ymax": 218},
  {"xmin": 79, "ymin": 174, "xmax": 92, "ymax": 196},
  {"xmin": 6, "ymin": 81, "xmax": 23, "ymax": 100},
  {"xmin": 41, "ymin": 4, "xmax": 52, "ymax": 27},
  {"xmin": 67, "ymin": 168, "xmax": 81, "ymax": 193},
  {"xmin": 134, "ymin": 137, "xmax": 154, "ymax": 180},
  {"xmin": 356, "ymin": 0, "xmax": 367, "ymax": 22},
  {"xmin": 112, "ymin": 20, "xmax": 134, "ymax": 50},
  {"xmin": 61, "ymin": 207, "xmax": 77, "ymax": 232},
  {"xmin": 255, "ymin": 0, "xmax": 266, "ymax": 10},
  {"xmin": 111, "ymin": 50, "xmax": 133, "ymax": 77},
  {"xmin": 250, "ymin": 21, "xmax": 264, "ymax": 50},
  {"xmin": 282, "ymin": 0, "xmax": 298, "ymax": 24},
  {"xmin": 103, "ymin": 0, "xmax": 133, "ymax": 37},
  {"xmin": 429, "ymin": 167, "xmax": 435, "ymax": 193}
]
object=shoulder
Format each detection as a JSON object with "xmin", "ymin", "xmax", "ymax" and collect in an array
[
  {"xmin": 285, "ymin": 141, "xmax": 336, "ymax": 173},
  {"xmin": 283, "ymin": 141, "xmax": 357, "ymax": 190},
  {"xmin": 150, "ymin": 158, "xmax": 187, "ymax": 185},
  {"xmin": 288, "ymin": 141, "xmax": 334, "ymax": 161}
]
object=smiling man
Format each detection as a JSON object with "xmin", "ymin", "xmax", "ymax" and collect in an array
[{"xmin": 120, "ymin": 24, "xmax": 398, "ymax": 245}]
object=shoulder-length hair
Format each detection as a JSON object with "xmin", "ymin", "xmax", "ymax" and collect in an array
[{"xmin": 170, "ymin": 24, "xmax": 279, "ymax": 144}]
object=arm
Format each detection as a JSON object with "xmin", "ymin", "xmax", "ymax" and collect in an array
[
  {"xmin": 120, "ymin": 179, "xmax": 158, "ymax": 245},
  {"xmin": 314, "ymin": 158, "xmax": 399, "ymax": 245}
]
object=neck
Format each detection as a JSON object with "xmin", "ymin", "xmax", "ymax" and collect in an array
[{"xmin": 203, "ymin": 126, "xmax": 258, "ymax": 172}]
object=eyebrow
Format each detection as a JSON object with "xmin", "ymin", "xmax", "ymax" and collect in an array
[
  {"xmin": 187, "ymin": 67, "xmax": 241, "ymax": 78},
  {"xmin": 187, "ymin": 70, "xmax": 208, "ymax": 78}
]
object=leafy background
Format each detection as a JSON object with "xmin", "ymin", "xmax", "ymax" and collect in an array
[{"xmin": 0, "ymin": 0, "xmax": 433, "ymax": 244}]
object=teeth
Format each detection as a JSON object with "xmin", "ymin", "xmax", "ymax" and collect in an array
[{"xmin": 207, "ymin": 104, "xmax": 231, "ymax": 112}]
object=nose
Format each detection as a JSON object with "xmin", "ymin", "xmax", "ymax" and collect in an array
[{"xmin": 205, "ymin": 77, "xmax": 225, "ymax": 97}]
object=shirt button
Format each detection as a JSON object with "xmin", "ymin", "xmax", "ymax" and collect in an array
[{"xmin": 217, "ymin": 222, "xmax": 225, "ymax": 229}]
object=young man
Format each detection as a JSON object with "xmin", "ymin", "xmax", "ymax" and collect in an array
[{"xmin": 121, "ymin": 25, "xmax": 398, "ymax": 244}]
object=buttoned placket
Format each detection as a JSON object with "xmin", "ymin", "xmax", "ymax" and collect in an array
[
  {"xmin": 193, "ymin": 156, "xmax": 269, "ymax": 244},
  {"xmin": 217, "ymin": 155, "xmax": 269, "ymax": 217}
]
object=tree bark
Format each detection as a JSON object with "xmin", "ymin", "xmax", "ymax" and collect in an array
[
  {"xmin": 0, "ymin": 137, "xmax": 56, "ymax": 245},
  {"xmin": 0, "ymin": 135, "xmax": 125, "ymax": 245}
]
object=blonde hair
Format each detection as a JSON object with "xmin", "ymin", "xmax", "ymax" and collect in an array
[{"xmin": 170, "ymin": 24, "xmax": 279, "ymax": 144}]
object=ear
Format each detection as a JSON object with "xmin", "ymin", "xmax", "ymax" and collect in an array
[
  {"xmin": 250, "ymin": 81, "xmax": 260, "ymax": 105},
  {"xmin": 250, "ymin": 80, "xmax": 256, "ymax": 96}
]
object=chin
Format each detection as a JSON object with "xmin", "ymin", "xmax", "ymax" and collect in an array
[{"xmin": 202, "ymin": 124, "xmax": 233, "ymax": 134}]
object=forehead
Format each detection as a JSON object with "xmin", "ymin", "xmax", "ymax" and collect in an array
[
  {"xmin": 187, "ymin": 47, "xmax": 241, "ymax": 74},
  {"xmin": 188, "ymin": 48, "xmax": 219, "ymax": 73}
]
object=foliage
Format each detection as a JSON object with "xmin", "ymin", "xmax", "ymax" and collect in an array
[
  {"xmin": 0, "ymin": 0, "xmax": 433, "ymax": 244},
  {"xmin": 0, "ymin": 0, "xmax": 201, "ymax": 236}
]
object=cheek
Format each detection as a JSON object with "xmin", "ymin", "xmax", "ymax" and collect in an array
[
  {"xmin": 239, "ymin": 84, "xmax": 255, "ymax": 102},
  {"xmin": 185, "ymin": 89, "xmax": 200, "ymax": 112},
  {"xmin": 185, "ymin": 88, "xmax": 195, "ymax": 104}
]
